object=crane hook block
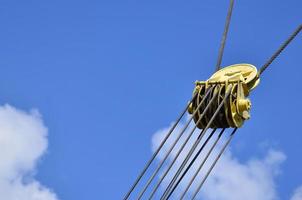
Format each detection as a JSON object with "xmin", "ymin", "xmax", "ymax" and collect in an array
[{"xmin": 188, "ymin": 64, "xmax": 260, "ymax": 128}]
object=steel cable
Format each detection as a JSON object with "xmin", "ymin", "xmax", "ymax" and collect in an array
[
  {"xmin": 258, "ymin": 24, "xmax": 302, "ymax": 76},
  {"xmin": 191, "ymin": 128, "xmax": 238, "ymax": 200},
  {"xmin": 166, "ymin": 128, "xmax": 226, "ymax": 200},
  {"xmin": 136, "ymin": 87, "xmax": 213, "ymax": 199},
  {"xmin": 179, "ymin": 128, "xmax": 226, "ymax": 199},
  {"xmin": 123, "ymin": 93, "xmax": 198, "ymax": 200},
  {"xmin": 147, "ymin": 87, "xmax": 219, "ymax": 200},
  {"xmin": 161, "ymin": 85, "xmax": 233, "ymax": 200},
  {"xmin": 215, "ymin": 0, "xmax": 235, "ymax": 71}
]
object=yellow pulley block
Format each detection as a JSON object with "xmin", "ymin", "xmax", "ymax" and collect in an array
[{"xmin": 188, "ymin": 63, "xmax": 260, "ymax": 128}]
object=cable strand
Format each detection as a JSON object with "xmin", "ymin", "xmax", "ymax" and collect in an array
[
  {"xmin": 191, "ymin": 128, "xmax": 238, "ymax": 200},
  {"xmin": 215, "ymin": 0, "xmax": 235, "ymax": 71},
  {"xmin": 123, "ymin": 93, "xmax": 197, "ymax": 200},
  {"xmin": 259, "ymin": 24, "xmax": 302, "ymax": 76}
]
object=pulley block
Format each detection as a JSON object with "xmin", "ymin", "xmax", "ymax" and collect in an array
[{"xmin": 188, "ymin": 64, "xmax": 260, "ymax": 128}]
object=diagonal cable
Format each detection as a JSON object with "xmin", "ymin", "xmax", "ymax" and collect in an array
[
  {"xmin": 258, "ymin": 24, "xmax": 302, "ymax": 76},
  {"xmin": 179, "ymin": 128, "xmax": 225, "ymax": 199},
  {"xmin": 215, "ymin": 0, "xmax": 235, "ymax": 71},
  {"xmin": 191, "ymin": 128, "xmax": 238, "ymax": 200},
  {"xmin": 161, "ymin": 85, "xmax": 233, "ymax": 200},
  {"xmin": 136, "ymin": 87, "xmax": 213, "ymax": 199},
  {"xmin": 147, "ymin": 87, "xmax": 219, "ymax": 200},
  {"xmin": 123, "ymin": 93, "xmax": 197, "ymax": 199},
  {"xmin": 166, "ymin": 128, "xmax": 226, "ymax": 200}
]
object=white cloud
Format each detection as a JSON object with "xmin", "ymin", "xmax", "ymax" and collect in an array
[
  {"xmin": 151, "ymin": 119, "xmax": 286, "ymax": 200},
  {"xmin": 201, "ymin": 148, "xmax": 285, "ymax": 200},
  {"xmin": 0, "ymin": 104, "xmax": 58, "ymax": 200},
  {"xmin": 291, "ymin": 186, "xmax": 302, "ymax": 200}
]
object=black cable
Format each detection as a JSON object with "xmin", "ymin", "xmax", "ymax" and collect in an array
[
  {"xmin": 180, "ymin": 128, "xmax": 225, "ymax": 200},
  {"xmin": 191, "ymin": 128, "xmax": 238, "ymax": 200},
  {"xmin": 161, "ymin": 85, "xmax": 233, "ymax": 200},
  {"xmin": 147, "ymin": 87, "xmax": 216, "ymax": 200},
  {"xmin": 166, "ymin": 128, "xmax": 225, "ymax": 200},
  {"xmin": 123, "ymin": 93, "xmax": 197, "ymax": 200},
  {"xmin": 136, "ymin": 87, "xmax": 212, "ymax": 199},
  {"xmin": 259, "ymin": 24, "xmax": 302, "ymax": 76},
  {"xmin": 215, "ymin": 0, "xmax": 235, "ymax": 71}
]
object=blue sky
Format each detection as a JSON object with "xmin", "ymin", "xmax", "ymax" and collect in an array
[{"xmin": 0, "ymin": 0, "xmax": 301, "ymax": 199}]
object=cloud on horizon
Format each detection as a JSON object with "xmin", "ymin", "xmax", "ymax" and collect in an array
[{"xmin": 0, "ymin": 104, "xmax": 58, "ymax": 200}]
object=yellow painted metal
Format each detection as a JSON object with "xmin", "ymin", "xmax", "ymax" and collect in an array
[
  {"xmin": 188, "ymin": 63, "xmax": 260, "ymax": 128},
  {"xmin": 208, "ymin": 63, "xmax": 259, "ymax": 90}
]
